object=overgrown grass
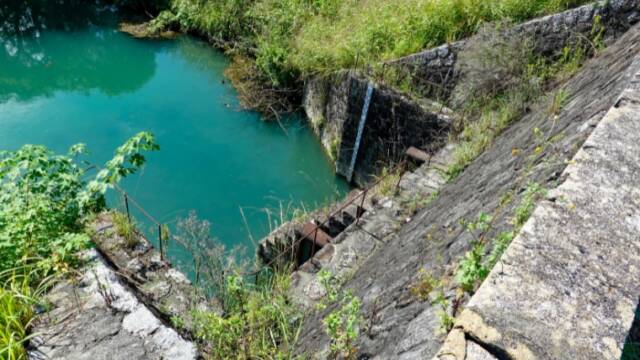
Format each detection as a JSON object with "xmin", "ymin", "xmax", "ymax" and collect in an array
[
  {"xmin": 112, "ymin": 211, "xmax": 139, "ymax": 249},
  {"xmin": 0, "ymin": 268, "xmax": 55, "ymax": 360},
  {"xmin": 293, "ymin": 0, "xmax": 589, "ymax": 76},
  {"xmin": 190, "ymin": 270, "xmax": 303, "ymax": 359},
  {"xmin": 150, "ymin": 0, "xmax": 589, "ymax": 113}
]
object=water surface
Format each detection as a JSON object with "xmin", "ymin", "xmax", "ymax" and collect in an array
[{"xmin": 0, "ymin": 5, "xmax": 349, "ymax": 263}]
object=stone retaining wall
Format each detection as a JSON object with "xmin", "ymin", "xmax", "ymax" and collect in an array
[
  {"xmin": 434, "ymin": 56, "xmax": 640, "ymax": 360},
  {"xmin": 304, "ymin": 72, "xmax": 451, "ymax": 186},
  {"xmin": 387, "ymin": 0, "xmax": 640, "ymax": 101},
  {"xmin": 303, "ymin": 0, "xmax": 640, "ymax": 186},
  {"xmin": 295, "ymin": 20, "xmax": 640, "ymax": 360}
]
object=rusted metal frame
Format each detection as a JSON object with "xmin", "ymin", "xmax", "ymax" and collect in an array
[
  {"xmin": 356, "ymin": 188, "xmax": 368, "ymax": 226},
  {"xmin": 258, "ymin": 159, "xmax": 409, "ymax": 275}
]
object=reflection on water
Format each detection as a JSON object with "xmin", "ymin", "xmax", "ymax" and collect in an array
[
  {"xmin": 0, "ymin": 4, "xmax": 349, "ymax": 261},
  {"xmin": 0, "ymin": 0, "xmax": 156, "ymax": 102}
]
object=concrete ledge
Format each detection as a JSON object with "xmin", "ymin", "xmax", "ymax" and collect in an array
[{"xmin": 436, "ymin": 60, "xmax": 640, "ymax": 359}]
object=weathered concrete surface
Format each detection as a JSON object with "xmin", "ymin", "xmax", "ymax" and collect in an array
[
  {"xmin": 304, "ymin": 72, "xmax": 452, "ymax": 186},
  {"xmin": 91, "ymin": 213, "xmax": 216, "ymax": 337},
  {"xmin": 435, "ymin": 60, "xmax": 640, "ymax": 360},
  {"xmin": 286, "ymin": 145, "xmax": 455, "ymax": 309},
  {"xmin": 29, "ymin": 249, "xmax": 197, "ymax": 360},
  {"xmin": 295, "ymin": 21, "xmax": 640, "ymax": 360}
]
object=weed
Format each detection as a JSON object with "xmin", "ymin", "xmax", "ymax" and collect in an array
[
  {"xmin": 375, "ymin": 167, "xmax": 402, "ymax": 197},
  {"xmin": 485, "ymin": 231, "xmax": 515, "ymax": 269},
  {"xmin": 433, "ymin": 289, "xmax": 454, "ymax": 334},
  {"xmin": 191, "ymin": 270, "xmax": 303, "ymax": 359},
  {"xmin": 324, "ymin": 291, "xmax": 362, "ymax": 360},
  {"xmin": 112, "ymin": 211, "xmax": 138, "ymax": 249},
  {"xmin": 400, "ymin": 192, "xmax": 438, "ymax": 217},
  {"xmin": 318, "ymin": 269, "xmax": 341, "ymax": 306},
  {"xmin": 513, "ymin": 182, "xmax": 546, "ymax": 228},
  {"xmin": 409, "ymin": 269, "xmax": 440, "ymax": 301},
  {"xmin": 455, "ymin": 242, "xmax": 489, "ymax": 293},
  {"xmin": 548, "ymin": 89, "xmax": 569, "ymax": 117}
]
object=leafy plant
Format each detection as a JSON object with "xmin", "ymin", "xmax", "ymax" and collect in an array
[
  {"xmin": 514, "ymin": 182, "xmax": 546, "ymax": 228},
  {"xmin": 0, "ymin": 132, "xmax": 158, "ymax": 273},
  {"xmin": 432, "ymin": 289, "xmax": 455, "ymax": 334},
  {"xmin": 324, "ymin": 292, "xmax": 362, "ymax": 360},
  {"xmin": 455, "ymin": 241, "xmax": 489, "ymax": 293},
  {"xmin": 190, "ymin": 270, "xmax": 303, "ymax": 359},
  {"xmin": 0, "ymin": 133, "xmax": 158, "ymax": 357}
]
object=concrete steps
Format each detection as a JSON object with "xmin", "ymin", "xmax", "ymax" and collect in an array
[{"xmin": 289, "ymin": 144, "xmax": 456, "ymax": 308}]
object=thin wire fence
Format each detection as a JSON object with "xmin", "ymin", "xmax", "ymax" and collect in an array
[{"xmin": 110, "ymin": 155, "xmax": 410, "ymax": 281}]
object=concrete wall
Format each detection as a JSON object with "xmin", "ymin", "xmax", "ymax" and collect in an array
[
  {"xmin": 387, "ymin": 0, "xmax": 640, "ymax": 101},
  {"xmin": 295, "ymin": 21, "xmax": 640, "ymax": 359},
  {"xmin": 304, "ymin": 72, "xmax": 451, "ymax": 187},
  {"xmin": 435, "ymin": 56, "xmax": 640, "ymax": 360},
  {"xmin": 303, "ymin": 0, "xmax": 640, "ymax": 187}
]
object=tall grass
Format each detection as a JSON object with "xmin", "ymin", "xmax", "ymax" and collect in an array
[
  {"xmin": 293, "ymin": 0, "xmax": 590, "ymax": 76},
  {"xmin": 0, "ymin": 267, "xmax": 55, "ymax": 360},
  {"xmin": 160, "ymin": 0, "xmax": 589, "ymax": 97}
]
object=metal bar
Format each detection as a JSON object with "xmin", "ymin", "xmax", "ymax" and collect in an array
[
  {"xmin": 242, "ymin": 154, "xmax": 409, "ymax": 276},
  {"xmin": 356, "ymin": 189, "xmax": 367, "ymax": 226},
  {"xmin": 312, "ymin": 225, "xmax": 318, "ymax": 257},
  {"xmin": 158, "ymin": 224, "xmax": 164, "ymax": 261},
  {"xmin": 124, "ymin": 194, "xmax": 131, "ymax": 224},
  {"xmin": 347, "ymin": 82, "xmax": 374, "ymax": 183}
]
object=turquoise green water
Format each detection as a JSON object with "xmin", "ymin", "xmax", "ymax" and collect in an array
[{"xmin": 0, "ymin": 7, "xmax": 349, "ymax": 262}]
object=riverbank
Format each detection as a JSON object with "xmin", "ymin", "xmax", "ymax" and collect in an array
[{"xmin": 134, "ymin": 0, "xmax": 592, "ymax": 116}]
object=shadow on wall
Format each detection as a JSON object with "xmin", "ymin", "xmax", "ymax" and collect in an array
[
  {"xmin": 337, "ymin": 76, "xmax": 450, "ymax": 186},
  {"xmin": 0, "ymin": 0, "xmax": 161, "ymax": 103},
  {"xmin": 622, "ymin": 298, "xmax": 640, "ymax": 359}
]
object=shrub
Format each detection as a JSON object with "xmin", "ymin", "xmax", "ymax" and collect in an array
[
  {"xmin": 190, "ymin": 271, "xmax": 303, "ymax": 359},
  {"xmin": 324, "ymin": 292, "xmax": 362, "ymax": 360},
  {"xmin": 0, "ymin": 133, "xmax": 158, "ymax": 357},
  {"xmin": 0, "ymin": 132, "xmax": 158, "ymax": 273}
]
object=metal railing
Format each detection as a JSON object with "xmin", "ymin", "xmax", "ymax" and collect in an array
[
  {"xmin": 108, "ymin": 155, "xmax": 410, "ymax": 281},
  {"xmin": 113, "ymin": 183, "xmax": 168, "ymax": 261},
  {"xmin": 240, "ymin": 156, "xmax": 409, "ymax": 279}
]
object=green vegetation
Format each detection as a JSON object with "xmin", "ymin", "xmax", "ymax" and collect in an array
[
  {"xmin": 455, "ymin": 181, "xmax": 546, "ymax": 294},
  {"xmin": 323, "ymin": 292, "xmax": 362, "ymax": 360},
  {"xmin": 112, "ymin": 211, "xmax": 139, "ymax": 248},
  {"xmin": 0, "ymin": 268, "xmax": 53, "ymax": 359},
  {"xmin": 408, "ymin": 269, "xmax": 454, "ymax": 333},
  {"xmin": 317, "ymin": 270, "xmax": 363, "ymax": 359},
  {"xmin": 147, "ymin": 0, "xmax": 589, "ymax": 113},
  {"xmin": 409, "ymin": 269, "xmax": 440, "ymax": 301},
  {"xmin": 170, "ymin": 212, "xmax": 303, "ymax": 359},
  {"xmin": 0, "ymin": 132, "xmax": 159, "ymax": 358},
  {"xmin": 446, "ymin": 25, "xmax": 597, "ymax": 179},
  {"xmin": 190, "ymin": 272, "xmax": 303, "ymax": 359},
  {"xmin": 374, "ymin": 166, "xmax": 402, "ymax": 197}
]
